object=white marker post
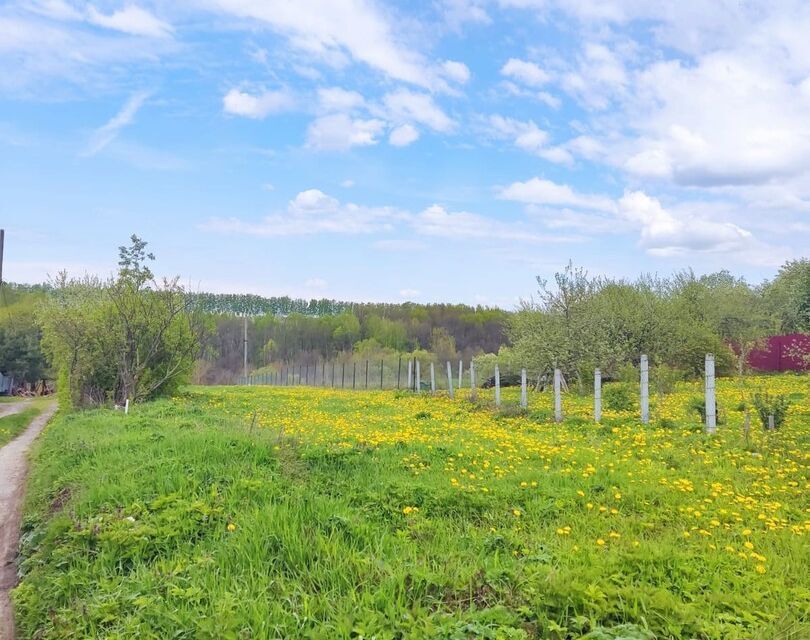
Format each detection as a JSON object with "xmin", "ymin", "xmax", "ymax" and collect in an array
[
  {"xmin": 407, "ymin": 359, "xmax": 413, "ymax": 391},
  {"xmin": 494, "ymin": 364, "xmax": 501, "ymax": 408},
  {"xmin": 470, "ymin": 361, "xmax": 477, "ymax": 401},
  {"xmin": 430, "ymin": 362, "xmax": 436, "ymax": 394},
  {"xmin": 415, "ymin": 360, "xmax": 421, "ymax": 393},
  {"xmin": 124, "ymin": 398, "xmax": 129, "ymax": 415},
  {"xmin": 705, "ymin": 353, "xmax": 716, "ymax": 434},
  {"xmin": 554, "ymin": 368, "xmax": 562, "ymax": 423},
  {"xmin": 640, "ymin": 354, "xmax": 649, "ymax": 424},
  {"xmin": 446, "ymin": 361, "xmax": 454, "ymax": 399},
  {"xmin": 520, "ymin": 368, "xmax": 528, "ymax": 409},
  {"xmin": 594, "ymin": 368, "xmax": 602, "ymax": 423}
]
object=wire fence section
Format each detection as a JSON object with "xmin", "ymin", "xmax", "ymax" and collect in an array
[
  {"xmin": 241, "ymin": 357, "xmax": 475, "ymax": 393},
  {"xmin": 239, "ymin": 354, "xmax": 729, "ymax": 432}
]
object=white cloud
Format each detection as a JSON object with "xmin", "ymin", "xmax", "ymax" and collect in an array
[
  {"xmin": 317, "ymin": 87, "xmax": 365, "ymax": 112},
  {"xmin": 389, "ymin": 123, "xmax": 419, "ymax": 146},
  {"xmin": 399, "ymin": 288, "xmax": 420, "ymax": 299},
  {"xmin": 223, "ymin": 88, "xmax": 295, "ymax": 119},
  {"xmin": 617, "ymin": 190, "xmax": 754, "ymax": 255},
  {"xmin": 620, "ymin": 53, "xmax": 810, "ymax": 187},
  {"xmin": 484, "ymin": 115, "xmax": 572, "ymax": 163},
  {"xmin": 203, "ymin": 189, "xmax": 403, "ymax": 236},
  {"xmin": 501, "ymin": 58, "xmax": 550, "ymax": 87},
  {"xmin": 441, "ymin": 0, "xmax": 490, "ymax": 29},
  {"xmin": 382, "ymin": 89, "xmax": 455, "ymax": 132},
  {"xmin": 86, "ymin": 5, "xmax": 173, "ymax": 39},
  {"xmin": 83, "ymin": 91, "xmax": 150, "ymax": 156},
  {"xmin": 561, "ymin": 42, "xmax": 628, "ymax": 110},
  {"xmin": 412, "ymin": 204, "xmax": 572, "ymax": 243},
  {"xmin": 441, "ymin": 60, "xmax": 471, "ymax": 84},
  {"xmin": 209, "ymin": 0, "xmax": 447, "ymax": 89},
  {"xmin": 340, "ymin": 179, "xmax": 355, "ymax": 188},
  {"xmin": 499, "ymin": 177, "xmax": 615, "ymax": 211},
  {"xmin": 306, "ymin": 113, "xmax": 386, "ymax": 150}
]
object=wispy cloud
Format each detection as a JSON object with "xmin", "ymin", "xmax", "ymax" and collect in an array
[{"xmin": 83, "ymin": 91, "xmax": 150, "ymax": 157}]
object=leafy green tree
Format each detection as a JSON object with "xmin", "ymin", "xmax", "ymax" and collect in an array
[{"xmin": 40, "ymin": 236, "xmax": 208, "ymax": 406}]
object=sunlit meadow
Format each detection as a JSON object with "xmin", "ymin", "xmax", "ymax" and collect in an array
[{"xmin": 12, "ymin": 374, "xmax": 809, "ymax": 639}]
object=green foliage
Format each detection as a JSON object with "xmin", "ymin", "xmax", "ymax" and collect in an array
[
  {"xmin": 687, "ymin": 396, "xmax": 725, "ymax": 425},
  {"xmin": 0, "ymin": 289, "xmax": 48, "ymax": 383},
  {"xmin": 752, "ymin": 392, "xmax": 792, "ymax": 430},
  {"xmin": 603, "ymin": 383, "xmax": 636, "ymax": 412},
  {"xmin": 38, "ymin": 237, "xmax": 207, "ymax": 406},
  {"xmin": 762, "ymin": 259, "xmax": 810, "ymax": 333},
  {"xmin": 508, "ymin": 265, "xmax": 775, "ymax": 384}
]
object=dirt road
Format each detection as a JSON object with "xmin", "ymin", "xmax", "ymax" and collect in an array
[{"xmin": 0, "ymin": 402, "xmax": 57, "ymax": 640}]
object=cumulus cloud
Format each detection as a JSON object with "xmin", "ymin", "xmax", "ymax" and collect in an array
[
  {"xmin": 501, "ymin": 57, "xmax": 550, "ymax": 87},
  {"xmin": 389, "ymin": 123, "xmax": 419, "ymax": 146},
  {"xmin": 499, "ymin": 177, "xmax": 615, "ymax": 211},
  {"xmin": 441, "ymin": 60, "xmax": 471, "ymax": 84},
  {"xmin": 485, "ymin": 115, "xmax": 571, "ymax": 163},
  {"xmin": 202, "ymin": 188, "xmax": 403, "ymax": 236},
  {"xmin": 223, "ymin": 88, "xmax": 295, "ymax": 118},
  {"xmin": 382, "ymin": 89, "xmax": 455, "ymax": 132},
  {"xmin": 317, "ymin": 87, "xmax": 366, "ymax": 112},
  {"xmin": 306, "ymin": 113, "xmax": 386, "ymax": 150},
  {"xmin": 617, "ymin": 191, "xmax": 754, "ymax": 254}
]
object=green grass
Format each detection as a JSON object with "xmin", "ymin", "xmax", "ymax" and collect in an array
[
  {"xmin": 12, "ymin": 377, "xmax": 810, "ymax": 639},
  {"xmin": 0, "ymin": 399, "xmax": 48, "ymax": 446}
]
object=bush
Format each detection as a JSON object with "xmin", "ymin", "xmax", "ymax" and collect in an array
[
  {"xmin": 687, "ymin": 396, "xmax": 725, "ymax": 425},
  {"xmin": 752, "ymin": 392, "xmax": 791, "ymax": 430},
  {"xmin": 653, "ymin": 364, "xmax": 686, "ymax": 395},
  {"xmin": 603, "ymin": 383, "xmax": 636, "ymax": 412}
]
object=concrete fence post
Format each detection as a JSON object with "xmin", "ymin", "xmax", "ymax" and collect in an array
[
  {"xmin": 415, "ymin": 360, "xmax": 421, "ymax": 393},
  {"xmin": 470, "ymin": 360, "xmax": 477, "ymax": 401},
  {"xmin": 430, "ymin": 362, "xmax": 436, "ymax": 393},
  {"xmin": 446, "ymin": 361, "xmax": 454, "ymax": 399},
  {"xmin": 640, "ymin": 354, "xmax": 649, "ymax": 424},
  {"xmin": 407, "ymin": 359, "xmax": 413, "ymax": 390},
  {"xmin": 554, "ymin": 368, "xmax": 562, "ymax": 423},
  {"xmin": 705, "ymin": 353, "xmax": 716, "ymax": 434},
  {"xmin": 594, "ymin": 368, "xmax": 602, "ymax": 423},
  {"xmin": 520, "ymin": 368, "xmax": 528, "ymax": 409},
  {"xmin": 458, "ymin": 359, "xmax": 463, "ymax": 389}
]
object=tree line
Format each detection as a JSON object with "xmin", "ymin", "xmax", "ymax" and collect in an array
[{"xmin": 0, "ymin": 235, "xmax": 807, "ymax": 404}]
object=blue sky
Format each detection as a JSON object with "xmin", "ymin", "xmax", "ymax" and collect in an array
[{"xmin": 1, "ymin": 0, "xmax": 808, "ymax": 307}]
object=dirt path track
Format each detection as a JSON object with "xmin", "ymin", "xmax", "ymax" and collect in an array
[
  {"xmin": 0, "ymin": 402, "xmax": 57, "ymax": 640},
  {"xmin": 0, "ymin": 403, "xmax": 31, "ymax": 421}
]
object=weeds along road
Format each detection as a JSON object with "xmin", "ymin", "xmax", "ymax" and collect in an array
[{"xmin": 0, "ymin": 402, "xmax": 56, "ymax": 640}]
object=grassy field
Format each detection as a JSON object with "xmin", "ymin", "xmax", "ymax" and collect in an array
[{"xmin": 12, "ymin": 374, "xmax": 809, "ymax": 639}]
